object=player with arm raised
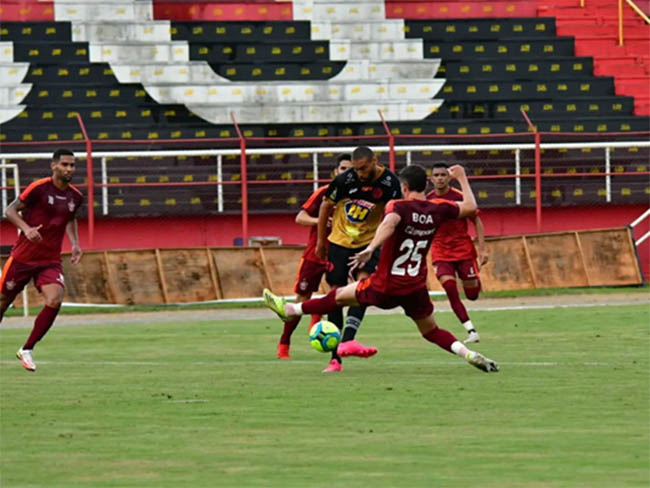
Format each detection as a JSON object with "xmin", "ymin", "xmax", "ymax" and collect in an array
[
  {"xmin": 0, "ymin": 148, "xmax": 84, "ymax": 372},
  {"xmin": 427, "ymin": 162, "xmax": 488, "ymax": 343},
  {"xmin": 263, "ymin": 164, "xmax": 499, "ymax": 373},
  {"xmin": 274, "ymin": 154, "xmax": 352, "ymax": 359}
]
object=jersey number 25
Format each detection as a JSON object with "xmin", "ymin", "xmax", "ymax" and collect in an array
[{"xmin": 391, "ymin": 239, "xmax": 428, "ymax": 277}]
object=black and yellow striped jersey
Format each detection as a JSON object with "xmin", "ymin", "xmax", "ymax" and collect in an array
[{"xmin": 324, "ymin": 165, "xmax": 402, "ymax": 248}]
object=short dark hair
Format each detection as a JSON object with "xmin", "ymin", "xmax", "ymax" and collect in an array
[
  {"xmin": 398, "ymin": 165, "xmax": 428, "ymax": 192},
  {"xmin": 431, "ymin": 161, "xmax": 450, "ymax": 171},
  {"xmin": 53, "ymin": 148, "xmax": 74, "ymax": 161},
  {"xmin": 337, "ymin": 153, "xmax": 352, "ymax": 164},
  {"xmin": 352, "ymin": 146, "xmax": 374, "ymax": 161}
]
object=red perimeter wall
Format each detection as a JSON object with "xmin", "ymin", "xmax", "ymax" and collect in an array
[{"xmin": 1, "ymin": 204, "xmax": 648, "ymax": 280}]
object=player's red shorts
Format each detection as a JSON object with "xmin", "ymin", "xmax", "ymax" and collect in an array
[
  {"xmin": 355, "ymin": 278, "xmax": 433, "ymax": 320},
  {"xmin": 293, "ymin": 258, "xmax": 329, "ymax": 295},
  {"xmin": 434, "ymin": 259, "xmax": 480, "ymax": 282},
  {"xmin": 0, "ymin": 257, "xmax": 65, "ymax": 297}
]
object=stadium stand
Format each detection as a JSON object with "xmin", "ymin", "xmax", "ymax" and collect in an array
[
  {"xmin": 0, "ymin": 0, "xmax": 648, "ymax": 217},
  {"xmin": 0, "ymin": 0, "xmax": 648, "ymax": 142}
]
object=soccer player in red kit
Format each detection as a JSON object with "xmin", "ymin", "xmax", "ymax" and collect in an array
[
  {"xmin": 264, "ymin": 164, "xmax": 498, "ymax": 373},
  {"xmin": 276, "ymin": 154, "xmax": 352, "ymax": 359},
  {"xmin": 0, "ymin": 148, "xmax": 83, "ymax": 371},
  {"xmin": 427, "ymin": 162, "xmax": 488, "ymax": 343}
]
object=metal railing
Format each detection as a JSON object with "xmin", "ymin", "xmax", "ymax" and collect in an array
[
  {"xmin": 2, "ymin": 139, "xmax": 649, "ymax": 246},
  {"xmin": 630, "ymin": 208, "xmax": 650, "ymax": 245},
  {"xmin": 581, "ymin": 0, "xmax": 650, "ymax": 45}
]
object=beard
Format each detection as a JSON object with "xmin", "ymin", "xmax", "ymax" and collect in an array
[{"xmin": 362, "ymin": 168, "xmax": 375, "ymax": 183}]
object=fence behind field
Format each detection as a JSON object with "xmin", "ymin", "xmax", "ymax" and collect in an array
[{"xmin": 4, "ymin": 226, "xmax": 642, "ymax": 306}]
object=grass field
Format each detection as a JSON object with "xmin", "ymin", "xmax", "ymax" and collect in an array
[{"xmin": 1, "ymin": 304, "xmax": 648, "ymax": 487}]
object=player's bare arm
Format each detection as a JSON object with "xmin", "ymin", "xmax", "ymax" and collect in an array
[
  {"xmin": 472, "ymin": 214, "xmax": 488, "ymax": 266},
  {"xmin": 295, "ymin": 209, "xmax": 318, "ymax": 227},
  {"xmin": 66, "ymin": 219, "xmax": 83, "ymax": 265},
  {"xmin": 448, "ymin": 165, "xmax": 477, "ymax": 217},
  {"xmin": 350, "ymin": 212, "xmax": 401, "ymax": 269},
  {"xmin": 315, "ymin": 199, "xmax": 334, "ymax": 260},
  {"xmin": 4, "ymin": 198, "xmax": 43, "ymax": 242}
]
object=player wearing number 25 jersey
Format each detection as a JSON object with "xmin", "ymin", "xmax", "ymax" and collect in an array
[
  {"xmin": 363, "ymin": 198, "xmax": 458, "ymax": 302},
  {"xmin": 263, "ymin": 165, "xmax": 499, "ymax": 373}
]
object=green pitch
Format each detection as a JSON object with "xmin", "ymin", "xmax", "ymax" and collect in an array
[{"xmin": 1, "ymin": 304, "xmax": 648, "ymax": 487}]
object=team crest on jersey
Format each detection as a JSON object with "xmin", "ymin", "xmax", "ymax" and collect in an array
[
  {"xmin": 68, "ymin": 201, "xmax": 76, "ymax": 212},
  {"xmin": 5, "ymin": 279, "xmax": 15, "ymax": 291},
  {"xmin": 48, "ymin": 195, "xmax": 54, "ymax": 205},
  {"xmin": 345, "ymin": 200, "xmax": 374, "ymax": 223}
]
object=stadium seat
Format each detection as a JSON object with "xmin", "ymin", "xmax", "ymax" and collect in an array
[
  {"xmin": 424, "ymin": 38, "xmax": 575, "ymax": 60},
  {"xmin": 0, "ymin": 62, "xmax": 30, "ymax": 90},
  {"xmin": 54, "ymin": 1, "xmax": 154, "ymax": 22},
  {"xmin": 0, "ymin": 3, "xmax": 647, "ymax": 147},
  {"xmin": 0, "ymin": 85, "xmax": 32, "ymax": 105},
  {"xmin": 0, "ymin": 42, "xmax": 15, "ymax": 61},
  {"xmin": 292, "ymin": 1, "xmax": 388, "ymax": 22},
  {"xmin": 440, "ymin": 58, "xmax": 594, "ymax": 81},
  {"xmin": 0, "ymin": 21, "xmax": 71, "ymax": 41},
  {"xmin": 170, "ymin": 21, "xmax": 312, "ymax": 42}
]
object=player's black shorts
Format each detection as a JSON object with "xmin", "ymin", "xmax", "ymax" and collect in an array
[{"xmin": 326, "ymin": 242, "xmax": 381, "ymax": 287}]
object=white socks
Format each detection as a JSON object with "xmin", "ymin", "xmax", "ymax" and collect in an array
[
  {"xmin": 451, "ymin": 341, "xmax": 475, "ymax": 360},
  {"xmin": 462, "ymin": 320, "xmax": 475, "ymax": 332}
]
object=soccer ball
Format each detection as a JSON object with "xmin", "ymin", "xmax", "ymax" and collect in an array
[{"xmin": 309, "ymin": 321, "xmax": 341, "ymax": 353}]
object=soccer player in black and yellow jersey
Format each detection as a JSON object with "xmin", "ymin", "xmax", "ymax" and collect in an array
[{"xmin": 314, "ymin": 146, "xmax": 402, "ymax": 372}]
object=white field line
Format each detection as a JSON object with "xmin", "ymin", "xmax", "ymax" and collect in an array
[
  {"xmin": 0, "ymin": 360, "xmax": 613, "ymax": 367},
  {"xmin": 0, "ymin": 299, "xmax": 646, "ymax": 330},
  {"xmin": 459, "ymin": 300, "xmax": 648, "ymax": 312}
]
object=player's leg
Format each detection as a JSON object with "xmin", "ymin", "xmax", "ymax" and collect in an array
[
  {"xmin": 0, "ymin": 293, "xmax": 14, "ymax": 322},
  {"xmin": 336, "ymin": 270, "xmax": 379, "ymax": 358},
  {"xmin": 323, "ymin": 243, "xmax": 352, "ymax": 368},
  {"xmin": 277, "ymin": 260, "xmax": 327, "ymax": 359},
  {"xmin": 22, "ymin": 282, "xmax": 63, "ymax": 350},
  {"xmin": 287, "ymin": 282, "xmax": 360, "ymax": 316},
  {"xmin": 459, "ymin": 259, "xmax": 481, "ymax": 300},
  {"xmin": 341, "ymin": 269, "xmax": 369, "ymax": 342},
  {"xmin": 406, "ymin": 291, "xmax": 497, "ymax": 372},
  {"xmin": 1, "ymin": 257, "xmax": 34, "ymax": 374},
  {"xmin": 0, "ymin": 257, "xmax": 27, "ymax": 323},
  {"xmin": 339, "ymin": 246, "xmax": 381, "ymax": 357},
  {"xmin": 435, "ymin": 260, "xmax": 478, "ymax": 343},
  {"xmin": 277, "ymin": 292, "xmax": 309, "ymax": 360},
  {"xmin": 18, "ymin": 265, "xmax": 65, "ymax": 371},
  {"xmin": 457, "ymin": 259, "xmax": 482, "ymax": 343}
]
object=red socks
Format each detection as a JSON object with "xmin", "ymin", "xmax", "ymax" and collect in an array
[
  {"xmin": 442, "ymin": 280, "xmax": 470, "ymax": 323},
  {"xmin": 279, "ymin": 316, "xmax": 302, "ymax": 345},
  {"xmin": 422, "ymin": 327, "xmax": 457, "ymax": 353},
  {"xmin": 301, "ymin": 290, "xmax": 338, "ymax": 315},
  {"xmin": 23, "ymin": 305, "xmax": 60, "ymax": 350}
]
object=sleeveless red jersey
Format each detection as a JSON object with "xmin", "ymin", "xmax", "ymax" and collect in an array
[
  {"xmin": 426, "ymin": 187, "xmax": 477, "ymax": 261},
  {"xmin": 369, "ymin": 198, "xmax": 459, "ymax": 295},
  {"xmin": 10, "ymin": 177, "xmax": 84, "ymax": 265},
  {"xmin": 300, "ymin": 185, "xmax": 329, "ymax": 264}
]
